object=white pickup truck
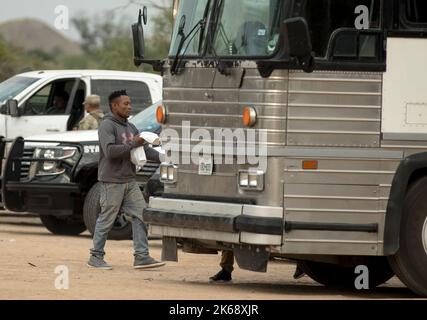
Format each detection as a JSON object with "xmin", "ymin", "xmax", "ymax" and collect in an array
[{"xmin": 0, "ymin": 70, "xmax": 162, "ymax": 138}]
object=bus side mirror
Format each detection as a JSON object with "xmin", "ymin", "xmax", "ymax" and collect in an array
[
  {"xmin": 6, "ymin": 99, "xmax": 19, "ymax": 117},
  {"xmin": 283, "ymin": 17, "xmax": 315, "ymax": 73},
  {"xmin": 132, "ymin": 7, "xmax": 148, "ymax": 66}
]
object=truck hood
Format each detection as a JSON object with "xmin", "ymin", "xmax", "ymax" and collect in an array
[
  {"xmin": 25, "ymin": 130, "xmax": 164, "ymax": 155},
  {"xmin": 26, "ymin": 130, "xmax": 98, "ymax": 143}
]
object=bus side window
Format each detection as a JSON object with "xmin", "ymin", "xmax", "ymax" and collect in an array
[
  {"xmin": 303, "ymin": 0, "xmax": 382, "ymax": 63},
  {"xmin": 327, "ymin": 29, "xmax": 381, "ymax": 62},
  {"xmin": 405, "ymin": 0, "xmax": 427, "ymax": 24}
]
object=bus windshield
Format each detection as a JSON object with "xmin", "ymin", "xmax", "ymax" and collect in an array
[
  {"xmin": 211, "ymin": 0, "xmax": 286, "ymax": 57},
  {"xmin": 169, "ymin": 0, "xmax": 288, "ymax": 59}
]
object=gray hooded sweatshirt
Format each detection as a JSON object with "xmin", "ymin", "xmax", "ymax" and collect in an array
[{"xmin": 98, "ymin": 113, "xmax": 161, "ymax": 183}]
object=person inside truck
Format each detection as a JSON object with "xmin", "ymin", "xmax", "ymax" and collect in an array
[
  {"xmin": 46, "ymin": 91, "xmax": 69, "ymax": 115},
  {"xmin": 74, "ymin": 94, "xmax": 104, "ymax": 130}
]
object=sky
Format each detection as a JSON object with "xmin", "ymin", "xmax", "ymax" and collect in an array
[{"xmin": 0, "ymin": 0, "xmax": 170, "ymax": 42}]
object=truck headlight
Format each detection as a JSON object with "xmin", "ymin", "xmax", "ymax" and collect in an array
[
  {"xmin": 160, "ymin": 163, "xmax": 178, "ymax": 184},
  {"xmin": 42, "ymin": 149, "xmax": 56, "ymax": 171},
  {"xmin": 238, "ymin": 170, "xmax": 264, "ymax": 191},
  {"xmin": 31, "ymin": 147, "xmax": 78, "ymax": 177}
]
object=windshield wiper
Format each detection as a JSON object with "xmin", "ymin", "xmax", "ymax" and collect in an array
[
  {"xmin": 171, "ymin": 15, "xmax": 206, "ymax": 74},
  {"xmin": 171, "ymin": 0, "xmax": 212, "ymax": 75},
  {"xmin": 170, "ymin": 18, "xmax": 206, "ymax": 75},
  {"xmin": 198, "ymin": 0, "xmax": 212, "ymax": 53},
  {"xmin": 205, "ymin": 0, "xmax": 233, "ymax": 76}
]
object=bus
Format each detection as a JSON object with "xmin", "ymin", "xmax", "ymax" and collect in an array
[{"xmin": 132, "ymin": 0, "xmax": 427, "ymax": 296}]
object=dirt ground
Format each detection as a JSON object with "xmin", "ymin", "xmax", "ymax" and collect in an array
[{"xmin": 0, "ymin": 211, "xmax": 421, "ymax": 300}]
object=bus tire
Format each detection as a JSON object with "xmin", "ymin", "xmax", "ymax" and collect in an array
[
  {"xmin": 388, "ymin": 176, "xmax": 427, "ymax": 297},
  {"xmin": 39, "ymin": 215, "xmax": 86, "ymax": 236},
  {"xmin": 298, "ymin": 258, "xmax": 394, "ymax": 289},
  {"xmin": 83, "ymin": 182, "xmax": 132, "ymax": 241}
]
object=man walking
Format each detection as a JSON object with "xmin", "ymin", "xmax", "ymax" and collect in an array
[
  {"xmin": 75, "ymin": 95, "xmax": 104, "ymax": 130},
  {"xmin": 87, "ymin": 89, "xmax": 165, "ymax": 270}
]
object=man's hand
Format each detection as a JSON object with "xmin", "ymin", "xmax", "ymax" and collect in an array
[{"xmin": 133, "ymin": 136, "xmax": 145, "ymax": 147}]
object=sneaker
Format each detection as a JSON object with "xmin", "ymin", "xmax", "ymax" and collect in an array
[
  {"xmin": 87, "ymin": 255, "xmax": 113, "ymax": 270},
  {"xmin": 293, "ymin": 265, "xmax": 305, "ymax": 279},
  {"xmin": 209, "ymin": 269, "xmax": 232, "ymax": 283},
  {"xmin": 134, "ymin": 256, "xmax": 166, "ymax": 269}
]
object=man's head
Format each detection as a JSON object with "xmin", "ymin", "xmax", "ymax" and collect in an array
[
  {"xmin": 83, "ymin": 95, "xmax": 101, "ymax": 112},
  {"xmin": 108, "ymin": 90, "xmax": 132, "ymax": 119},
  {"xmin": 53, "ymin": 91, "xmax": 69, "ymax": 110}
]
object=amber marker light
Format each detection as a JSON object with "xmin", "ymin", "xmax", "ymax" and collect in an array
[
  {"xmin": 243, "ymin": 106, "xmax": 257, "ymax": 127},
  {"xmin": 302, "ymin": 160, "xmax": 318, "ymax": 170},
  {"xmin": 156, "ymin": 105, "xmax": 167, "ymax": 124}
]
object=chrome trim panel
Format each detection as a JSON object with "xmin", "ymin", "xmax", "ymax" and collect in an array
[
  {"xmin": 288, "ymin": 70, "xmax": 382, "ymax": 147},
  {"xmin": 383, "ymin": 132, "xmax": 427, "ymax": 141}
]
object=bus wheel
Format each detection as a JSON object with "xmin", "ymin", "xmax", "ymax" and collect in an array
[
  {"xmin": 39, "ymin": 215, "xmax": 86, "ymax": 236},
  {"xmin": 83, "ymin": 182, "xmax": 132, "ymax": 240},
  {"xmin": 388, "ymin": 176, "xmax": 427, "ymax": 297},
  {"xmin": 298, "ymin": 258, "xmax": 394, "ymax": 289}
]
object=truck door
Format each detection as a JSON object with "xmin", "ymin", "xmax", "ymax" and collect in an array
[{"xmin": 7, "ymin": 78, "xmax": 81, "ymax": 138}]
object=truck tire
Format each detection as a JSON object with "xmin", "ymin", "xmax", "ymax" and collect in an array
[
  {"xmin": 83, "ymin": 182, "xmax": 132, "ymax": 240},
  {"xmin": 39, "ymin": 215, "xmax": 86, "ymax": 236},
  {"xmin": 298, "ymin": 258, "xmax": 394, "ymax": 289},
  {"xmin": 388, "ymin": 176, "xmax": 427, "ymax": 297}
]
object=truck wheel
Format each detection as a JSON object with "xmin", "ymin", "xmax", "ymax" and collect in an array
[
  {"xmin": 388, "ymin": 176, "xmax": 427, "ymax": 297},
  {"xmin": 39, "ymin": 215, "xmax": 86, "ymax": 236},
  {"xmin": 298, "ymin": 258, "xmax": 394, "ymax": 289},
  {"xmin": 83, "ymin": 182, "xmax": 132, "ymax": 240}
]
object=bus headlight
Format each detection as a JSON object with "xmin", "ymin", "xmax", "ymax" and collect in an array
[
  {"xmin": 160, "ymin": 163, "xmax": 178, "ymax": 184},
  {"xmin": 238, "ymin": 170, "xmax": 264, "ymax": 191}
]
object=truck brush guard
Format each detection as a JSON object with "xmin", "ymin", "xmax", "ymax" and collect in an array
[{"xmin": 1, "ymin": 137, "xmax": 84, "ymax": 212}]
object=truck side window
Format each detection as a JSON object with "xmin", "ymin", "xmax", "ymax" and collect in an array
[
  {"xmin": 91, "ymin": 80, "xmax": 152, "ymax": 114},
  {"xmin": 23, "ymin": 84, "xmax": 52, "ymax": 115},
  {"xmin": 22, "ymin": 79, "xmax": 78, "ymax": 116}
]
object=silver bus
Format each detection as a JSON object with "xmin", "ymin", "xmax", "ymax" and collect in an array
[{"xmin": 133, "ymin": 0, "xmax": 427, "ymax": 296}]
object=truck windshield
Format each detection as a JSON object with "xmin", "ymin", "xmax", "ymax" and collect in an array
[
  {"xmin": 210, "ymin": 0, "xmax": 286, "ymax": 57},
  {"xmin": 0, "ymin": 76, "xmax": 38, "ymax": 105}
]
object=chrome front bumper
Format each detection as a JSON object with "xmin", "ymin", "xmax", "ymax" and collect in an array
[{"xmin": 144, "ymin": 197, "xmax": 284, "ymax": 246}]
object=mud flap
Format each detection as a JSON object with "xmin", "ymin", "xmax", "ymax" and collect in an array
[
  {"xmin": 233, "ymin": 244, "xmax": 270, "ymax": 273},
  {"xmin": 162, "ymin": 237, "xmax": 178, "ymax": 262}
]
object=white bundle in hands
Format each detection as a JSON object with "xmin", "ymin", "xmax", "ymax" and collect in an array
[
  {"xmin": 140, "ymin": 132, "xmax": 161, "ymax": 146},
  {"xmin": 130, "ymin": 132, "xmax": 161, "ymax": 166}
]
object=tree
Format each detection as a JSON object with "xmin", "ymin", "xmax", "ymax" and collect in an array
[
  {"xmin": 0, "ymin": 36, "xmax": 49, "ymax": 82},
  {"xmin": 0, "ymin": 38, "xmax": 17, "ymax": 80},
  {"xmin": 71, "ymin": 1, "xmax": 173, "ymax": 73}
]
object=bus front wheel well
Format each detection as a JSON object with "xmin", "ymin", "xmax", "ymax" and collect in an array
[{"xmin": 384, "ymin": 152, "xmax": 427, "ymax": 255}]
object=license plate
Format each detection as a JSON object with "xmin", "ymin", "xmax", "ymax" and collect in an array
[{"xmin": 198, "ymin": 158, "xmax": 213, "ymax": 176}]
